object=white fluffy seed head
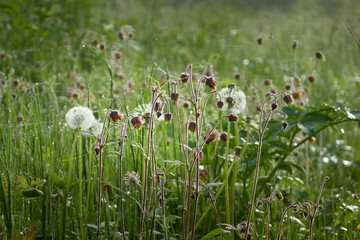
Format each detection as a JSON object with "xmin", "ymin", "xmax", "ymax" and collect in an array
[
  {"xmin": 65, "ymin": 106, "xmax": 96, "ymax": 130},
  {"xmin": 134, "ymin": 103, "xmax": 164, "ymax": 121},
  {"xmin": 217, "ymin": 86, "xmax": 246, "ymax": 114}
]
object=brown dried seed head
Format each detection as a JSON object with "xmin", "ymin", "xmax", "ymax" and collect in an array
[
  {"xmin": 228, "ymin": 113, "xmax": 238, "ymax": 122},
  {"xmin": 257, "ymin": 37, "xmax": 263, "ymax": 45},
  {"xmin": 217, "ymin": 100, "xmax": 224, "ymax": 109},
  {"xmin": 292, "ymin": 91, "xmax": 302, "ymax": 100},
  {"xmin": 180, "ymin": 73, "xmax": 189, "ymax": 83},
  {"xmin": 271, "ymin": 102, "xmax": 278, "ymax": 110},
  {"xmin": 292, "ymin": 40, "xmax": 297, "ymax": 50},
  {"xmin": 99, "ymin": 44, "xmax": 105, "ymax": 50},
  {"xmin": 188, "ymin": 121, "xmax": 196, "ymax": 132},
  {"xmin": 118, "ymin": 31, "xmax": 124, "ymax": 40},
  {"xmin": 315, "ymin": 51, "xmax": 324, "ymax": 60},
  {"xmin": 131, "ymin": 116, "xmax": 145, "ymax": 129},
  {"xmin": 109, "ymin": 110, "xmax": 124, "ymax": 123},
  {"xmin": 91, "ymin": 40, "xmax": 98, "ymax": 46},
  {"xmin": 170, "ymin": 92, "xmax": 179, "ymax": 102},
  {"xmin": 205, "ymin": 76, "xmax": 217, "ymax": 89},
  {"xmin": 285, "ymin": 84, "xmax": 291, "ymax": 90},
  {"xmin": 17, "ymin": 113, "xmax": 24, "ymax": 122},
  {"xmin": 283, "ymin": 94, "xmax": 293, "ymax": 104},
  {"xmin": 235, "ymin": 73, "xmax": 241, "ymax": 80},
  {"xmin": 308, "ymin": 75, "xmax": 316, "ymax": 83},
  {"xmin": 13, "ymin": 79, "xmax": 20, "ymax": 88},
  {"xmin": 309, "ymin": 136, "xmax": 316, "ymax": 144},
  {"xmin": 220, "ymin": 132, "xmax": 228, "ymax": 142},
  {"xmin": 183, "ymin": 101, "xmax": 190, "ymax": 109},
  {"xmin": 115, "ymin": 52, "xmax": 122, "ymax": 59},
  {"xmin": 204, "ymin": 130, "xmax": 220, "ymax": 144},
  {"xmin": 164, "ymin": 113, "xmax": 172, "ymax": 122},
  {"xmin": 199, "ymin": 169, "xmax": 208, "ymax": 179},
  {"xmin": 282, "ymin": 121, "xmax": 288, "ymax": 131}
]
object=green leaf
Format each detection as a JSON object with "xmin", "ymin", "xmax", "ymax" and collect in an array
[
  {"xmin": 17, "ymin": 176, "xmax": 28, "ymax": 187},
  {"xmin": 200, "ymin": 228, "xmax": 223, "ymax": 240}
]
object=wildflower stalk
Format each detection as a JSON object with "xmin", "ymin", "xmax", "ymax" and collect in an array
[
  {"xmin": 244, "ymin": 92, "xmax": 287, "ymax": 239},
  {"xmin": 194, "ymin": 129, "xmax": 249, "ymax": 232},
  {"xmin": 309, "ymin": 176, "xmax": 329, "ymax": 240},
  {"xmin": 97, "ymin": 146, "xmax": 103, "ymax": 236},
  {"xmin": 265, "ymin": 189, "xmax": 280, "ymax": 240},
  {"xmin": 224, "ymin": 120, "xmax": 231, "ymax": 224},
  {"xmin": 118, "ymin": 138, "xmax": 126, "ymax": 239},
  {"xmin": 77, "ymin": 130, "xmax": 84, "ymax": 239},
  {"xmin": 230, "ymin": 127, "xmax": 249, "ymax": 228},
  {"xmin": 277, "ymin": 203, "xmax": 297, "ymax": 240}
]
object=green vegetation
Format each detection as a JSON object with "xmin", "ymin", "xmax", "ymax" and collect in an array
[{"xmin": 1, "ymin": 0, "xmax": 360, "ymax": 239}]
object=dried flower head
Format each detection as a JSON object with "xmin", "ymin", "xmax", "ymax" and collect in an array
[
  {"xmin": 257, "ymin": 37, "xmax": 263, "ymax": 45},
  {"xmin": 235, "ymin": 73, "xmax": 241, "ymax": 81},
  {"xmin": 217, "ymin": 85, "xmax": 246, "ymax": 114},
  {"xmin": 200, "ymin": 169, "xmax": 208, "ymax": 179},
  {"xmin": 124, "ymin": 171, "xmax": 141, "ymax": 187},
  {"xmin": 205, "ymin": 76, "xmax": 217, "ymax": 89},
  {"xmin": 170, "ymin": 92, "xmax": 180, "ymax": 102},
  {"xmin": 228, "ymin": 113, "xmax": 239, "ymax": 122},
  {"xmin": 65, "ymin": 106, "xmax": 96, "ymax": 130},
  {"xmin": 283, "ymin": 94, "xmax": 293, "ymax": 104},
  {"xmin": 180, "ymin": 73, "xmax": 189, "ymax": 83},
  {"xmin": 164, "ymin": 113, "xmax": 173, "ymax": 122},
  {"xmin": 109, "ymin": 110, "xmax": 124, "ymax": 123},
  {"xmin": 17, "ymin": 113, "xmax": 24, "ymax": 122},
  {"xmin": 188, "ymin": 121, "xmax": 196, "ymax": 132},
  {"xmin": 115, "ymin": 52, "xmax": 122, "ymax": 60},
  {"xmin": 308, "ymin": 75, "xmax": 316, "ymax": 83},
  {"xmin": 204, "ymin": 130, "xmax": 220, "ymax": 144},
  {"xmin": 131, "ymin": 116, "xmax": 145, "ymax": 129}
]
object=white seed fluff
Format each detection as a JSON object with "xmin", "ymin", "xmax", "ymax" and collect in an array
[
  {"xmin": 65, "ymin": 106, "xmax": 96, "ymax": 130},
  {"xmin": 217, "ymin": 86, "xmax": 246, "ymax": 114},
  {"xmin": 134, "ymin": 102, "xmax": 164, "ymax": 121}
]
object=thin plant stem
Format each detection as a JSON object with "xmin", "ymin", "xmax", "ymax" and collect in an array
[
  {"xmin": 77, "ymin": 130, "xmax": 84, "ymax": 239},
  {"xmin": 224, "ymin": 120, "xmax": 231, "ymax": 224},
  {"xmin": 97, "ymin": 147, "xmax": 103, "ymax": 236},
  {"xmin": 119, "ymin": 140, "xmax": 126, "ymax": 239},
  {"xmin": 309, "ymin": 176, "xmax": 329, "ymax": 240},
  {"xmin": 277, "ymin": 203, "xmax": 297, "ymax": 240}
]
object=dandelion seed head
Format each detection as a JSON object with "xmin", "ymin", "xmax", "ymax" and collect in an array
[
  {"xmin": 217, "ymin": 86, "xmax": 246, "ymax": 114},
  {"xmin": 65, "ymin": 106, "xmax": 96, "ymax": 130},
  {"xmin": 134, "ymin": 103, "xmax": 164, "ymax": 121}
]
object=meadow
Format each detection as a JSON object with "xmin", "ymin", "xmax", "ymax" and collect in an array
[{"xmin": 0, "ymin": 0, "xmax": 360, "ymax": 239}]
